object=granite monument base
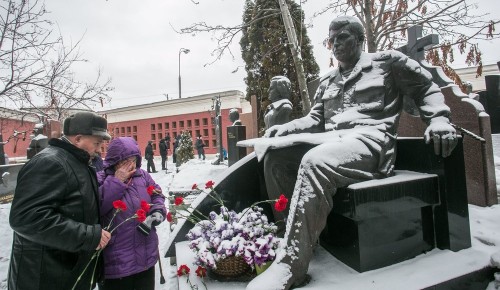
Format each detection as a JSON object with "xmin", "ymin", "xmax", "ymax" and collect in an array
[{"xmin": 320, "ymin": 171, "xmax": 439, "ymax": 272}]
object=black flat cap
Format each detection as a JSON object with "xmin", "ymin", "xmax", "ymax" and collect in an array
[{"xmin": 63, "ymin": 112, "xmax": 111, "ymax": 140}]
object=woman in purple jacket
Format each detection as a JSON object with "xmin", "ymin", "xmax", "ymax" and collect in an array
[{"xmin": 97, "ymin": 137, "xmax": 166, "ymax": 290}]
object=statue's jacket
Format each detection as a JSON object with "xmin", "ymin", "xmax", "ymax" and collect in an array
[
  {"xmin": 264, "ymin": 98, "xmax": 293, "ymax": 129},
  {"xmin": 285, "ymin": 50, "xmax": 451, "ymax": 176}
]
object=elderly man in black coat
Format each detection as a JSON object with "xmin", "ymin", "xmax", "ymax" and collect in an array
[{"xmin": 8, "ymin": 112, "xmax": 112, "ymax": 290}]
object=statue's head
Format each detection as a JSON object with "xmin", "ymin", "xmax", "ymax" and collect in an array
[
  {"xmin": 229, "ymin": 108, "xmax": 240, "ymax": 122},
  {"xmin": 328, "ymin": 16, "xmax": 365, "ymax": 64},
  {"xmin": 33, "ymin": 123, "xmax": 44, "ymax": 135},
  {"xmin": 269, "ymin": 76, "xmax": 291, "ymax": 102}
]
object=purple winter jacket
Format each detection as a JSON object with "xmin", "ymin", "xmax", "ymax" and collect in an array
[{"xmin": 97, "ymin": 137, "xmax": 166, "ymax": 279}]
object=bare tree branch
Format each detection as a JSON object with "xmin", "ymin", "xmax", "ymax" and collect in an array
[
  {"xmin": 0, "ymin": 0, "xmax": 113, "ymax": 120},
  {"xmin": 171, "ymin": 8, "xmax": 280, "ymax": 66}
]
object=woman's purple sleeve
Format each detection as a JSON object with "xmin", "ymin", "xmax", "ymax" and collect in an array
[
  {"xmin": 98, "ymin": 172, "xmax": 127, "ymax": 215},
  {"xmin": 143, "ymin": 170, "xmax": 166, "ymax": 215}
]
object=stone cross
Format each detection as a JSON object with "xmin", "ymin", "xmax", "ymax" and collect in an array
[
  {"xmin": 396, "ymin": 26, "xmax": 452, "ymax": 88},
  {"xmin": 397, "ymin": 26, "xmax": 439, "ymax": 62}
]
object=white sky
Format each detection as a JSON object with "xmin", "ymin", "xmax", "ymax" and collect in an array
[{"xmin": 44, "ymin": 0, "xmax": 500, "ymax": 110}]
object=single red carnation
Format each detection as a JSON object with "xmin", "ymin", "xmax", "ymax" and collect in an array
[
  {"xmin": 195, "ymin": 266, "xmax": 207, "ymax": 278},
  {"xmin": 174, "ymin": 197, "xmax": 183, "ymax": 206},
  {"xmin": 192, "ymin": 183, "xmax": 198, "ymax": 190},
  {"xmin": 136, "ymin": 209, "xmax": 147, "ymax": 222},
  {"xmin": 274, "ymin": 194, "xmax": 288, "ymax": 212},
  {"xmin": 140, "ymin": 200, "xmax": 150, "ymax": 213},
  {"xmin": 177, "ymin": 264, "xmax": 190, "ymax": 276},
  {"xmin": 205, "ymin": 180, "xmax": 215, "ymax": 189},
  {"xmin": 166, "ymin": 212, "xmax": 173, "ymax": 223},
  {"xmin": 112, "ymin": 200, "xmax": 127, "ymax": 211},
  {"xmin": 146, "ymin": 185, "xmax": 155, "ymax": 195}
]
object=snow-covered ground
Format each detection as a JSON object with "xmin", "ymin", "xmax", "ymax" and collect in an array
[{"xmin": 1, "ymin": 154, "xmax": 500, "ymax": 289}]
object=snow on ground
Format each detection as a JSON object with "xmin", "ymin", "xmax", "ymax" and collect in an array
[
  {"xmin": 1, "ymin": 154, "xmax": 500, "ymax": 289},
  {"xmin": 495, "ymin": 154, "xmax": 500, "ymax": 200}
]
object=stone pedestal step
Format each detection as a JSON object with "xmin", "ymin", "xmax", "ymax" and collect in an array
[{"xmin": 174, "ymin": 240, "xmax": 494, "ymax": 290}]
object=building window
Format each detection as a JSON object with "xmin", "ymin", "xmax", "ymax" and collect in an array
[
  {"xmin": 121, "ymin": 127, "xmax": 125, "ymax": 134},
  {"xmin": 151, "ymin": 124, "xmax": 156, "ymax": 131},
  {"xmin": 158, "ymin": 133, "xmax": 163, "ymax": 140},
  {"xmin": 127, "ymin": 127, "xmax": 131, "ymax": 133},
  {"xmin": 212, "ymin": 140, "xmax": 217, "ymax": 147},
  {"xmin": 187, "ymin": 120, "xmax": 192, "ymax": 128},
  {"xmin": 203, "ymin": 129, "xmax": 209, "ymax": 136},
  {"xmin": 133, "ymin": 135, "xmax": 137, "ymax": 141},
  {"xmin": 195, "ymin": 119, "xmax": 200, "ymax": 127},
  {"xmin": 151, "ymin": 134, "xmax": 156, "ymax": 140},
  {"xmin": 133, "ymin": 126, "xmax": 137, "ymax": 132},
  {"xmin": 158, "ymin": 123, "xmax": 162, "ymax": 130},
  {"xmin": 153, "ymin": 144, "xmax": 157, "ymax": 151},
  {"xmin": 115, "ymin": 128, "xmax": 119, "ymax": 135},
  {"xmin": 202, "ymin": 118, "xmax": 208, "ymax": 126},
  {"xmin": 172, "ymin": 122, "xmax": 177, "ymax": 129},
  {"xmin": 195, "ymin": 130, "xmax": 200, "ymax": 137},
  {"xmin": 179, "ymin": 120, "xmax": 184, "ymax": 128},
  {"xmin": 211, "ymin": 128, "xmax": 215, "ymax": 135},
  {"xmin": 165, "ymin": 122, "xmax": 169, "ymax": 129}
]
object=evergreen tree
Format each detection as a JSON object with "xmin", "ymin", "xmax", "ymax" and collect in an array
[
  {"xmin": 176, "ymin": 131, "xmax": 194, "ymax": 165},
  {"xmin": 240, "ymin": 0, "xmax": 320, "ymax": 135}
]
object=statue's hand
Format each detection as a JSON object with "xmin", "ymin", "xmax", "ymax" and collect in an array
[
  {"xmin": 264, "ymin": 124, "xmax": 290, "ymax": 138},
  {"xmin": 424, "ymin": 118, "xmax": 458, "ymax": 158}
]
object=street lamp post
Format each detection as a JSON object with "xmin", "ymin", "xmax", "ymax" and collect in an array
[{"xmin": 178, "ymin": 48, "xmax": 190, "ymax": 98}]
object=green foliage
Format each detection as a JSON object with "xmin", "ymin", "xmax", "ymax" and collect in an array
[
  {"xmin": 176, "ymin": 131, "xmax": 194, "ymax": 165},
  {"xmin": 240, "ymin": 0, "xmax": 320, "ymax": 134}
]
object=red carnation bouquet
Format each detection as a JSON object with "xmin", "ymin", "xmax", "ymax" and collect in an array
[{"xmin": 71, "ymin": 198, "xmax": 152, "ymax": 290}]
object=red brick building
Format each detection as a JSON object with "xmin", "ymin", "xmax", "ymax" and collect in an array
[
  {"xmin": 0, "ymin": 108, "xmax": 39, "ymax": 159},
  {"xmin": 99, "ymin": 90, "xmax": 253, "ymax": 156}
]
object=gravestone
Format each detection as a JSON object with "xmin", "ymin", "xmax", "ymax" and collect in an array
[
  {"xmin": 165, "ymin": 137, "xmax": 472, "ymax": 273},
  {"xmin": 395, "ymin": 25, "xmax": 498, "ymax": 206},
  {"xmin": 27, "ymin": 123, "xmax": 48, "ymax": 159},
  {"xmin": 227, "ymin": 125, "xmax": 246, "ymax": 167},
  {"xmin": 478, "ymin": 73, "xmax": 500, "ymax": 134},
  {"xmin": 0, "ymin": 163, "xmax": 24, "ymax": 204}
]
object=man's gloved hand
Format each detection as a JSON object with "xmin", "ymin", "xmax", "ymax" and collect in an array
[{"xmin": 150, "ymin": 211, "xmax": 164, "ymax": 227}]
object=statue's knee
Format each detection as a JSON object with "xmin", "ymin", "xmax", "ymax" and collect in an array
[{"xmin": 301, "ymin": 149, "xmax": 331, "ymax": 168}]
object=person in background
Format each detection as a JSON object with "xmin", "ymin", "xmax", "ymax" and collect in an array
[
  {"xmin": 165, "ymin": 133, "xmax": 171, "ymax": 156},
  {"xmin": 195, "ymin": 135, "xmax": 206, "ymax": 160},
  {"xmin": 222, "ymin": 147, "xmax": 228, "ymax": 160},
  {"xmin": 8, "ymin": 111, "xmax": 112, "ymax": 290},
  {"xmin": 3, "ymin": 153, "xmax": 9, "ymax": 165},
  {"xmin": 144, "ymin": 140, "xmax": 156, "ymax": 173},
  {"xmin": 92, "ymin": 152, "xmax": 104, "ymax": 172},
  {"xmin": 159, "ymin": 138, "xmax": 167, "ymax": 170},
  {"xmin": 172, "ymin": 135, "xmax": 180, "ymax": 164},
  {"xmin": 97, "ymin": 137, "xmax": 166, "ymax": 290}
]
